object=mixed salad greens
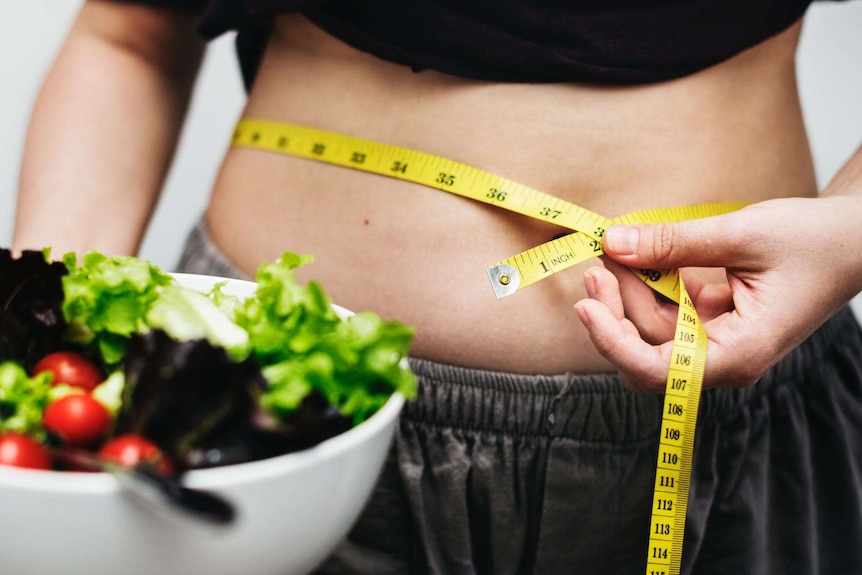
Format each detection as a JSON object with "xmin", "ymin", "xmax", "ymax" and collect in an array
[{"xmin": 0, "ymin": 248, "xmax": 415, "ymax": 473}]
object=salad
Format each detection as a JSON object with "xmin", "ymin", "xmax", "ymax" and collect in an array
[{"xmin": 0, "ymin": 248, "xmax": 416, "ymax": 474}]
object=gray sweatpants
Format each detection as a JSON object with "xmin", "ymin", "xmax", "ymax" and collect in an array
[{"xmin": 177, "ymin": 218, "xmax": 862, "ymax": 575}]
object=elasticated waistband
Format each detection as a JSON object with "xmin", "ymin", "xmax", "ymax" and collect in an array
[{"xmin": 403, "ymin": 306, "xmax": 860, "ymax": 444}]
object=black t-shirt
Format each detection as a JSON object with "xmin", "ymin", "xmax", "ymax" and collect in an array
[{"xmin": 113, "ymin": 0, "xmax": 846, "ymax": 88}]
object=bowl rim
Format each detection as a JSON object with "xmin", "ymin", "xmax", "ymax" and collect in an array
[{"xmin": 0, "ymin": 272, "xmax": 407, "ymax": 492}]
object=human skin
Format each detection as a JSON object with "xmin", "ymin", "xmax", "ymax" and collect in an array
[
  {"xmin": 574, "ymin": 153, "xmax": 862, "ymax": 391},
  {"xmin": 13, "ymin": 2, "xmax": 205, "ymax": 258},
  {"xmin": 13, "ymin": 2, "xmax": 862, "ymax": 386}
]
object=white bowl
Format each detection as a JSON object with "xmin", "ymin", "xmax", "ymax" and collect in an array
[{"xmin": 0, "ymin": 274, "xmax": 404, "ymax": 575}]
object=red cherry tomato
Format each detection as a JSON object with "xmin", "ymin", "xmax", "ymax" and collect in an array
[
  {"xmin": 0, "ymin": 432, "xmax": 52, "ymax": 470},
  {"xmin": 100, "ymin": 434, "xmax": 172, "ymax": 475},
  {"xmin": 43, "ymin": 394, "xmax": 112, "ymax": 447},
  {"xmin": 33, "ymin": 351, "xmax": 104, "ymax": 391}
]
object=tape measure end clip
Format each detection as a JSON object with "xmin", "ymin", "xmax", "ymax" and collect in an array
[{"xmin": 487, "ymin": 264, "xmax": 520, "ymax": 299}]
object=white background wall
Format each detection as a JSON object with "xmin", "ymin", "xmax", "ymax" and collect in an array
[{"xmin": 1, "ymin": 1, "xmax": 861, "ymax": 309}]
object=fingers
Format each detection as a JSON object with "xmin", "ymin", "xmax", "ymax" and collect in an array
[
  {"xmin": 599, "ymin": 260, "xmax": 679, "ymax": 343},
  {"xmin": 583, "ymin": 265, "xmax": 625, "ymax": 320},
  {"xmin": 575, "ymin": 265, "xmax": 754, "ymax": 393},
  {"xmin": 574, "ymin": 299, "xmax": 764, "ymax": 392},
  {"xmin": 573, "ymin": 296, "xmax": 671, "ymax": 392},
  {"xmin": 576, "ymin": 265, "xmax": 676, "ymax": 391},
  {"xmin": 602, "ymin": 209, "xmax": 762, "ymax": 270},
  {"xmin": 580, "ymin": 263, "xmax": 732, "ymax": 346},
  {"xmin": 576, "ymin": 199, "xmax": 837, "ymax": 393},
  {"xmin": 677, "ymin": 269, "xmax": 734, "ymax": 322}
]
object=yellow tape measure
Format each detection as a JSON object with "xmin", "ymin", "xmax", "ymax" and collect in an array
[{"xmin": 232, "ymin": 118, "xmax": 742, "ymax": 574}]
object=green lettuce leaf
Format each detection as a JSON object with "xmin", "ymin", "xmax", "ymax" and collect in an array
[
  {"xmin": 0, "ymin": 362, "xmax": 53, "ymax": 439},
  {"xmin": 61, "ymin": 252, "xmax": 174, "ymax": 364},
  {"xmin": 208, "ymin": 281, "xmax": 245, "ymax": 321},
  {"xmin": 237, "ymin": 253, "xmax": 416, "ymax": 424},
  {"xmin": 91, "ymin": 371, "xmax": 125, "ymax": 416},
  {"xmin": 146, "ymin": 284, "xmax": 250, "ymax": 360}
]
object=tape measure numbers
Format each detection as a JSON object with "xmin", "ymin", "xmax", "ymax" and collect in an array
[{"xmin": 232, "ymin": 118, "xmax": 741, "ymax": 575}]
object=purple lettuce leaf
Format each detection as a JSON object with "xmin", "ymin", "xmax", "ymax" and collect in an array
[
  {"xmin": 116, "ymin": 329, "xmax": 351, "ymax": 471},
  {"xmin": 0, "ymin": 249, "xmax": 69, "ymax": 369}
]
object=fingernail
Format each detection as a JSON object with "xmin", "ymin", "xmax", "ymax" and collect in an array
[
  {"xmin": 604, "ymin": 226, "xmax": 639, "ymax": 256},
  {"xmin": 574, "ymin": 303, "xmax": 592, "ymax": 328},
  {"xmin": 583, "ymin": 269, "xmax": 597, "ymax": 298}
]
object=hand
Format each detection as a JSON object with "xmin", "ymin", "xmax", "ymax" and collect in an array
[{"xmin": 573, "ymin": 195, "xmax": 862, "ymax": 392}]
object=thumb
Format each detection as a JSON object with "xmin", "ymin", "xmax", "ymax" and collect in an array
[{"xmin": 601, "ymin": 214, "xmax": 754, "ymax": 269}]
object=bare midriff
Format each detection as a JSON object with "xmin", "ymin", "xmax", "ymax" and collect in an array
[{"xmin": 207, "ymin": 14, "xmax": 816, "ymax": 374}]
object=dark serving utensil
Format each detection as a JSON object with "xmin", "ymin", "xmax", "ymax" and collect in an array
[{"xmin": 51, "ymin": 447, "xmax": 236, "ymax": 528}]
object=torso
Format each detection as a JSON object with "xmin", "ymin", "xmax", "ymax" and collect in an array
[{"xmin": 207, "ymin": 14, "xmax": 816, "ymax": 374}]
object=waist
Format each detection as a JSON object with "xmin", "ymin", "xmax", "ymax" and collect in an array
[
  {"xmin": 405, "ymin": 304, "xmax": 862, "ymax": 439},
  {"xmin": 206, "ymin": 15, "xmax": 817, "ymax": 374}
]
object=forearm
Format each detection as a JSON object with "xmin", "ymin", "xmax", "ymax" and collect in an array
[
  {"xmin": 815, "ymin": 142, "xmax": 862, "ymax": 305},
  {"xmin": 822, "ymin": 142, "xmax": 862, "ymax": 198},
  {"xmin": 12, "ymin": 1, "xmax": 205, "ymax": 257}
]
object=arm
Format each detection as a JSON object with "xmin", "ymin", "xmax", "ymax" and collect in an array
[
  {"xmin": 12, "ymin": 0, "xmax": 205, "ymax": 257},
  {"xmin": 574, "ymin": 144, "xmax": 862, "ymax": 391}
]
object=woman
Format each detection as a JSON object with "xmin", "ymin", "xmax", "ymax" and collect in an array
[{"xmin": 12, "ymin": 1, "xmax": 862, "ymax": 573}]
